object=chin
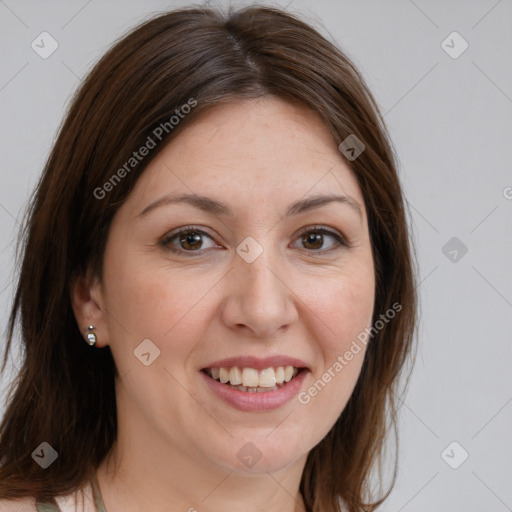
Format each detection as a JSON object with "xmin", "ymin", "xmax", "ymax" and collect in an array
[{"xmin": 204, "ymin": 434, "xmax": 308, "ymax": 475}]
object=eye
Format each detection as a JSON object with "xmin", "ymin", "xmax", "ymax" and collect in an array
[
  {"xmin": 161, "ymin": 225, "xmax": 347, "ymax": 257},
  {"xmin": 291, "ymin": 226, "xmax": 346, "ymax": 253},
  {"xmin": 161, "ymin": 226, "xmax": 219, "ymax": 255}
]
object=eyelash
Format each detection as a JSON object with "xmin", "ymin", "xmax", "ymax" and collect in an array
[{"xmin": 160, "ymin": 225, "xmax": 348, "ymax": 256}]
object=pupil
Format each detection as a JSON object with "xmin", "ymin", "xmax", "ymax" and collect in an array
[
  {"xmin": 181, "ymin": 232, "xmax": 202, "ymax": 250},
  {"xmin": 305, "ymin": 232, "xmax": 322, "ymax": 249}
]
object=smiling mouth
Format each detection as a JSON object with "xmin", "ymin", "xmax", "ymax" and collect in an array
[{"xmin": 202, "ymin": 365, "xmax": 303, "ymax": 393}]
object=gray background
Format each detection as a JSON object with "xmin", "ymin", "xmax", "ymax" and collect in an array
[{"xmin": 1, "ymin": 0, "xmax": 511, "ymax": 510}]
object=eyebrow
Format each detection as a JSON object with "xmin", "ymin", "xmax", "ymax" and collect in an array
[{"xmin": 137, "ymin": 192, "xmax": 363, "ymax": 219}]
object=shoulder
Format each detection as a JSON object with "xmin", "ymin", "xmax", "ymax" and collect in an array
[{"xmin": 0, "ymin": 496, "xmax": 37, "ymax": 512}]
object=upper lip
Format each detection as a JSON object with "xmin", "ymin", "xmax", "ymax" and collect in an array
[{"xmin": 202, "ymin": 355, "xmax": 309, "ymax": 371}]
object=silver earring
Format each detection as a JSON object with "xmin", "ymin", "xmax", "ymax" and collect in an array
[{"xmin": 86, "ymin": 325, "xmax": 97, "ymax": 346}]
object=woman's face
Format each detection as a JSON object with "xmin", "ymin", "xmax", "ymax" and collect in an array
[{"xmin": 92, "ymin": 97, "xmax": 375, "ymax": 475}]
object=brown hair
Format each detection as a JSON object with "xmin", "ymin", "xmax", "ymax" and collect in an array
[{"xmin": 0, "ymin": 5, "xmax": 417, "ymax": 511}]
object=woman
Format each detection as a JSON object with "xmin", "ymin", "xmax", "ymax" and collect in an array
[{"xmin": 0, "ymin": 5, "xmax": 417, "ymax": 512}]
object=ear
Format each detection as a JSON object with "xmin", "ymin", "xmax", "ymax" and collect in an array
[{"xmin": 70, "ymin": 269, "xmax": 108, "ymax": 347}]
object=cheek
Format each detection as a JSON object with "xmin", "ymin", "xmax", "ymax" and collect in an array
[
  {"xmin": 102, "ymin": 250, "xmax": 221, "ymax": 358},
  {"xmin": 296, "ymin": 264, "xmax": 374, "ymax": 421},
  {"xmin": 301, "ymin": 264, "xmax": 375, "ymax": 356}
]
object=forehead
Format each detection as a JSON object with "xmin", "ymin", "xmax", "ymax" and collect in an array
[{"xmin": 126, "ymin": 97, "xmax": 366, "ymax": 216}]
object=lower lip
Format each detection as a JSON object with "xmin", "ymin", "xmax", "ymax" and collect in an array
[{"xmin": 200, "ymin": 369, "xmax": 308, "ymax": 412}]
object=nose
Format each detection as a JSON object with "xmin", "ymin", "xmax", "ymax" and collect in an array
[{"xmin": 220, "ymin": 248, "xmax": 299, "ymax": 339}]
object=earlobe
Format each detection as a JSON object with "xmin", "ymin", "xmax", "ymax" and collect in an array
[{"xmin": 69, "ymin": 270, "xmax": 107, "ymax": 347}]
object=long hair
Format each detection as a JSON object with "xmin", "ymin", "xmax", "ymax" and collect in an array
[{"xmin": 0, "ymin": 5, "xmax": 417, "ymax": 511}]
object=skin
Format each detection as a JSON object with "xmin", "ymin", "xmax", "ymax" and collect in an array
[{"xmin": 71, "ymin": 96, "xmax": 375, "ymax": 512}]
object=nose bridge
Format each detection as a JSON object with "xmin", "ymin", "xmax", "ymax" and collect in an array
[
  {"xmin": 222, "ymin": 242, "xmax": 297, "ymax": 337},
  {"xmin": 241, "ymin": 250, "xmax": 281, "ymax": 309}
]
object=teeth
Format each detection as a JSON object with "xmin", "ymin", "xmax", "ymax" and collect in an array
[
  {"xmin": 259, "ymin": 368, "xmax": 276, "ymax": 387},
  {"xmin": 229, "ymin": 367, "xmax": 242, "ymax": 385},
  {"xmin": 207, "ymin": 365, "xmax": 300, "ymax": 388},
  {"xmin": 284, "ymin": 365, "xmax": 295, "ymax": 382},
  {"xmin": 219, "ymin": 367, "xmax": 229, "ymax": 384},
  {"xmin": 242, "ymin": 368, "xmax": 259, "ymax": 387}
]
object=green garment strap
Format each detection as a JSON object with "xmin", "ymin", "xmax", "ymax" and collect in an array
[
  {"xmin": 35, "ymin": 500, "xmax": 60, "ymax": 512},
  {"xmin": 90, "ymin": 472, "xmax": 108, "ymax": 512},
  {"xmin": 35, "ymin": 473, "xmax": 107, "ymax": 512}
]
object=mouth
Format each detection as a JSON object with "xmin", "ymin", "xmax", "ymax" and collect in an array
[
  {"xmin": 201, "ymin": 365, "xmax": 304, "ymax": 393},
  {"xmin": 199, "ymin": 355, "xmax": 310, "ymax": 411}
]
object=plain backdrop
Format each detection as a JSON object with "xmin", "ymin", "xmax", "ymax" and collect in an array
[{"xmin": 1, "ymin": 1, "xmax": 511, "ymax": 510}]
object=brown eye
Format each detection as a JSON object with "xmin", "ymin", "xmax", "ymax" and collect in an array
[
  {"xmin": 179, "ymin": 231, "xmax": 203, "ymax": 251},
  {"xmin": 302, "ymin": 232, "xmax": 324, "ymax": 250},
  {"xmin": 293, "ymin": 227, "xmax": 346, "ymax": 253},
  {"xmin": 161, "ymin": 227, "xmax": 218, "ymax": 255}
]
